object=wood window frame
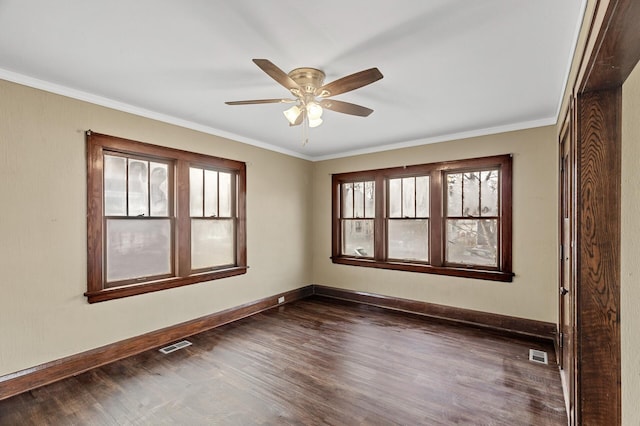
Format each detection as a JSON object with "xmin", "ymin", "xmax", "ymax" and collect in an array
[
  {"xmin": 86, "ymin": 131, "xmax": 247, "ymax": 303},
  {"xmin": 101, "ymin": 152, "xmax": 176, "ymax": 287},
  {"xmin": 331, "ymin": 154, "xmax": 513, "ymax": 282}
]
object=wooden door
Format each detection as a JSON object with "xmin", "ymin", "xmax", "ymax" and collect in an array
[{"xmin": 558, "ymin": 109, "xmax": 575, "ymax": 422}]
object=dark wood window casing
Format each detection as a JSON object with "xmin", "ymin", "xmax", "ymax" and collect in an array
[
  {"xmin": 331, "ymin": 154, "xmax": 513, "ymax": 282},
  {"xmin": 86, "ymin": 131, "xmax": 247, "ymax": 303}
]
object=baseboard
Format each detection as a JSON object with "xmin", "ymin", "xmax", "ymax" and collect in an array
[
  {"xmin": 0, "ymin": 285, "xmax": 314, "ymax": 401},
  {"xmin": 312, "ymin": 285, "xmax": 556, "ymax": 342},
  {"xmin": 0, "ymin": 283, "xmax": 555, "ymax": 401}
]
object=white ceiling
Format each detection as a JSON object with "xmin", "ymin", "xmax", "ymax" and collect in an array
[{"xmin": 0, "ymin": 1, "xmax": 585, "ymax": 160}]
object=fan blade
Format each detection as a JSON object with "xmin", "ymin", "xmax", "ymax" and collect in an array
[
  {"xmin": 316, "ymin": 68, "xmax": 383, "ymax": 98},
  {"xmin": 320, "ymin": 99, "xmax": 374, "ymax": 117},
  {"xmin": 253, "ymin": 59, "xmax": 301, "ymax": 93},
  {"xmin": 225, "ymin": 98, "xmax": 295, "ymax": 105}
]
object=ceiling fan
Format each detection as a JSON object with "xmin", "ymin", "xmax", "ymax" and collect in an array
[{"xmin": 225, "ymin": 59, "xmax": 383, "ymax": 129}]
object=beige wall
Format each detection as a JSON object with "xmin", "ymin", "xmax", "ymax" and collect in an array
[
  {"xmin": 311, "ymin": 126, "xmax": 558, "ymax": 323},
  {"xmin": 0, "ymin": 79, "xmax": 313, "ymax": 376},
  {"xmin": 0, "ymin": 76, "xmax": 560, "ymax": 378},
  {"xmin": 622, "ymin": 61, "xmax": 640, "ymax": 426}
]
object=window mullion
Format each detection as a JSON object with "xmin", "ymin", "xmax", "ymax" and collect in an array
[
  {"xmin": 230, "ymin": 171, "xmax": 238, "ymax": 264},
  {"xmin": 352, "ymin": 183, "xmax": 356, "ymax": 218},
  {"xmin": 478, "ymin": 172, "xmax": 482, "ymax": 219},
  {"xmin": 413, "ymin": 176, "xmax": 417, "ymax": 218},
  {"xmin": 125, "ymin": 160, "xmax": 130, "ymax": 216},
  {"xmin": 400, "ymin": 178, "xmax": 404, "ymax": 218},
  {"xmin": 430, "ymin": 170, "xmax": 443, "ymax": 266},
  {"xmin": 461, "ymin": 173, "xmax": 465, "ymax": 217},
  {"xmin": 374, "ymin": 175, "xmax": 385, "ymax": 260},
  {"xmin": 361, "ymin": 183, "xmax": 365, "ymax": 218},
  {"xmin": 201, "ymin": 169, "xmax": 206, "ymax": 218},
  {"xmin": 217, "ymin": 171, "xmax": 221, "ymax": 217},
  {"xmin": 176, "ymin": 160, "xmax": 191, "ymax": 276},
  {"xmin": 146, "ymin": 161, "xmax": 151, "ymax": 217}
]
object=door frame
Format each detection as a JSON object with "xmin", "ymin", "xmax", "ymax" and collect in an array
[
  {"xmin": 561, "ymin": 0, "xmax": 640, "ymax": 423},
  {"xmin": 558, "ymin": 98, "xmax": 579, "ymax": 423}
]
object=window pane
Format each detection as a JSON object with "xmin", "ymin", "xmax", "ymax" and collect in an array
[
  {"xmin": 204, "ymin": 170, "xmax": 218, "ymax": 217},
  {"xmin": 402, "ymin": 177, "xmax": 415, "ymax": 217},
  {"xmin": 353, "ymin": 182, "xmax": 364, "ymax": 218},
  {"xmin": 446, "ymin": 219, "xmax": 497, "ymax": 267},
  {"xmin": 191, "ymin": 219, "xmax": 234, "ymax": 269},
  {"xmin": 389, "ymin": 178, "xmax": 401, "ymax": 218},
  {"xmin": 388, "ymin": 219, "xmax": 429, "ymax": 261},
  {"xmin": 190, "ymin": 167, "xmax": 203, "ymax": 217},
  {"xmin": 447, "ymin": 173, "xmax": 462, "ymax": 217},
  {"xmin": 341, "ymin": 219, "xmax": 374, "ymax": 257},
  {"xmin": 104, "ymin": 155, "xmax": 126, "ymax": 216},
  {"xmin": 219, "ymin": 172, "xmax": 232, "ymax": 217},
  {"xmin": 342, "ymin": 183, "xmax": 353, "ymax": 218},
  {"xmin": 480, "ymin": 170, "xmax": 499, "ymax": 216},
  {"xmin": 128, "ymin": 160, "xmax": 148, "ymax": 216},
  {"xmin": 364, "ymin": 181, "xmax": 375, "ymax": 218},
  {"xmin": 106, "ymin": 219, "xmax": 172, "ymax": 282},
  {"xmin": 150, "ymin": 162, "xmax": 168, "ymax": 217},
  {"xmin": 463, "ymin": 172, "xmax": 480, "ymax": 217},
  {"xmin": 416, "ymin": 176, "xmax": 430, "ymax": 217}
]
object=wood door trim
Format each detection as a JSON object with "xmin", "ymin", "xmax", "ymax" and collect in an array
[
  {"xmin": 575, "ymin": 88, "xmax": 622, "ymax": 424},
  {"xmin": 567, "ymin": 0, "xmax": 639, "ymax": 423},
  {"xmin": 557, "ymin": 110, "xmax": 570, "ymax": 369},
  {"xmin": 580, "ymin": 0, "xmax": 640, "ymax": 93}
]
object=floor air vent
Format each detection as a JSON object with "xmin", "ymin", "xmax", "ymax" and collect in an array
[
  {"xmin": 159, "ymin": 340, "xmax": 192, "ymax": 354},
  {"xmin": 529, "ymin": 349, "xmax": 548, "ymax": 364}
]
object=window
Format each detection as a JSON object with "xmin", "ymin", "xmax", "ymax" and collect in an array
[
  {"xmin": 388, "ymin": 176, "xmax": 430, "ymax": 262},
  {"xmin": 86, "ymin": 132, "xmax": 247, "ymax": 303},
  {"xmin": 331, "ymin": 155, "xmax": 513, "ymax": 282},
  {"xmin": 445, "ymin": 170, "xmax": 499, "ymax": 267},
  {"xmin": 340, "ymin": 180, "xmax": 375, "ymax": 257}
]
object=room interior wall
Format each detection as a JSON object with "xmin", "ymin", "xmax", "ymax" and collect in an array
[
  {"xmin": 311, "ymin": 126, "xmax": 558, "ymax": 323},
  {"xmin": 621, "ymin": 59, "xmax": 640, "ymax": 426},
  {"xmin": 0, "ymin": 79, "xmax": 313, "ymax": 377}
]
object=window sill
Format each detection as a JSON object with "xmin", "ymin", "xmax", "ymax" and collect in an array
[
  {"xmin": 331, "ymin": 257, "xmax": 513, "ymax": 282},
  {"xmin": 85, "ymin": 266, "xmax": 248, "ymax": 303}
]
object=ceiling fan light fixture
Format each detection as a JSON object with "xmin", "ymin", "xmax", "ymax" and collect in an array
[
  {"xmin": 227, "ymin": 59, "xmax": 384, "ymax": 138},
  {"xmin": 308, "ymin": 117, "xmax": 323, "ymax": 128},
  {"xmin": 306, "ymin": 101, "xmax": 323, "ymax": 120},
  {"xmin": 283, "ymin": 105, "xmax": 302, "ymax": 124}
]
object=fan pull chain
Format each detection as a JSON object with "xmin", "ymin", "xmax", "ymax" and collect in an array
[{"xmin": 302, "ymin": 113, "xmax": 309, "ymax": 146}]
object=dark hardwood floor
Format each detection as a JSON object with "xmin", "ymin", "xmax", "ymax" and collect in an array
[{"xmin": 0, "ymin": 296, "xmax": 566, "ymax": 425}]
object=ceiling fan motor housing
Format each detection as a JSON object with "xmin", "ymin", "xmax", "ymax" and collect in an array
[{"xmin": 288, "ymin": 68, "xmax": 326, "ymax": 94}]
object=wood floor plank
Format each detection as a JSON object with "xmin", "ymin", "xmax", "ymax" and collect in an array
[{"xmin": 0, "ymin": 297, "xmax": 566, "ymax": 425}]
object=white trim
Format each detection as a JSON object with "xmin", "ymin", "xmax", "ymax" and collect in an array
[
  {"xmin": 1, "ymin": 67, "xmax": 559, "ymax": 163},
  {"xmin": 554, "ymin": 0, "xmax": 589, "ymax": 122},
  {"xmin": 0, "ymin": 68, "xmax": 314, "ymax": 161},
  {"xmin": 311, "ymin": 117, "xmax": 556, "ymax": 162}
]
